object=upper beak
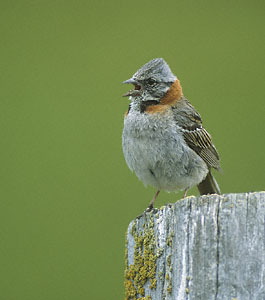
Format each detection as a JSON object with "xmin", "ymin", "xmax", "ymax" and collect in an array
[{"xmin": 122, "ymin": 78, "xmax": 136, "ymax": 85}]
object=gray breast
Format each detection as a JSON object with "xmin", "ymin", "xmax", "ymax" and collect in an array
[{"xmin": 122, "ymin": 110, "xmax": 208, "ymax": 191}]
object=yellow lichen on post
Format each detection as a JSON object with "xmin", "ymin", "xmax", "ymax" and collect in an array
[
  {"xmin": 124, "ymin": 215, "xmax": 158, "ymax": 300},
  {"xmin": 124, "ymin": 231, "xmax": 137, "ymax": 299},
  {"xmin": 138, "ymin": 296, "xmax": 152, "ymax": 300},
  {"xmin": 150, "ymin": 278, "xmax": 157, "ymax": 289}
]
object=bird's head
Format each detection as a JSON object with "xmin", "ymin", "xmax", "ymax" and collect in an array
[{"xmin": 123, "ymin": 58, "xmax": 177, "ymax": 103}]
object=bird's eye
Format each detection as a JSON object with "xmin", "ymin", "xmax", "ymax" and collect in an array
[{"xmin": 146, "ymin": 78, "xmax": 156, "ymax": 85}]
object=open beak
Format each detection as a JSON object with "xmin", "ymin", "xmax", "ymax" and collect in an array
[{"xmin": 122, "ymin": 78, "xmax": 142, "ymax": 97}]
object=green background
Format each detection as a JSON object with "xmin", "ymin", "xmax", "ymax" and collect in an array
[{"xmin": 1, "ymin": 1, "xmax": 264, "ymax": 299}]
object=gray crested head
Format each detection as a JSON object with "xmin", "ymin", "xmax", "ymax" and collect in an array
[
  {"xmin": 134, "ymin": 58, "xmax": 176, "ymax": 83},
  {"xmin": 123, "ymin": 58, "xmax": 177, "ymax": 102}
]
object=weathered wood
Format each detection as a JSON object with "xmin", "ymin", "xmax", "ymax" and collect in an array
[{"xmin": 124, "ymin": 192, "xmax": 265, "ymax": 300}]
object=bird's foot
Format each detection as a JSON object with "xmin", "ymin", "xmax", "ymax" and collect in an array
[{"xmin": 136, "ymin": 206, "xmax": 158, "ymax": 219}]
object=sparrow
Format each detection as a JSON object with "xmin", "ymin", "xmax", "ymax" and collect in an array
[{"xmin": 122, "ymin": 58, "xmax": 221, "ymax": 210}]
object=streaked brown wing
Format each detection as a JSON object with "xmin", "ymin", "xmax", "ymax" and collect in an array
[
  {"xmin": 183, "ymin": 127, "xmax": 220, "ymax": 170},
  {"xmin": 171, "ymin": 97, "xmax": 220, "ymax": 170}
]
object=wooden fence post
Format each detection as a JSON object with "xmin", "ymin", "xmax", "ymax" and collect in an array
[{"xmin": 124, "ymin": 192, "xmax": 265, "ymax": 300}]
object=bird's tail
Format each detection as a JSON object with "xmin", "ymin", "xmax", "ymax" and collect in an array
[{"xmin": 197, "ymin": 171, "xmax": 221, "ymax": 195}]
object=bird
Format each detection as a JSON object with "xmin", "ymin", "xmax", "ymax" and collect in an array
[{"xmin": 122, "ymin": 58, "xmax": 221, "ymax": 210}]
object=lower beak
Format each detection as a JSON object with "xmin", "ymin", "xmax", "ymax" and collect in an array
[{"xmin": 123, "ymin": 90, "xmax": 134, "ymax": 97}]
